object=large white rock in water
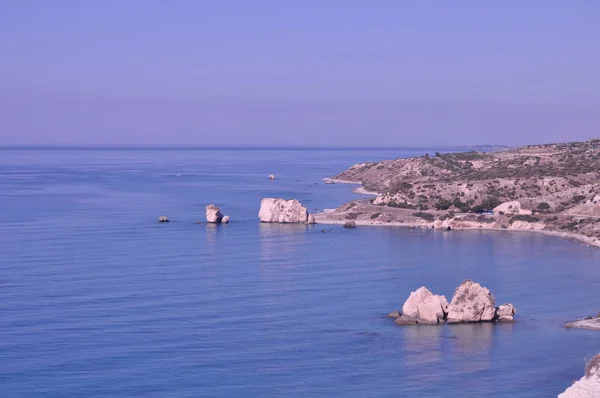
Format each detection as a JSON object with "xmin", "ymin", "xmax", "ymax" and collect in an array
[
  {"xmin": 447, "ymin": 280, "xmax": 496, "ymax": 323},
  {"xmin": 206, "ymin": 204, "xmax": 224, "ymax": 223},
  {"xmin": 258, "ymin": 198, "xmax": 312, "ymax": 223},
  {"xmin": 400, "ymin": 287, "xmax": 448, "ymax": 324},
  {"xmin": 559, "ymin": 353, "xmax": 600, "ymax": 397}
]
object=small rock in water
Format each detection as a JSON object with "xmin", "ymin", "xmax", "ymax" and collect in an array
[
  {"xmin": 387, "ymin": 310, "xmax": 400, "ymax": 319},
  {"xmin": 394, "ymin": 315, "xmax": 418, "ymax": 325},
  {"xmin": 158, "ymin": 216, "xmax": 169, "ymax": 223},
  {"xmin": 222, "ymin": 215, "xmax": 230, "ymax": 224},
  {"xmin": 269, "ymin": 174, "xmax": 276, "ymax": 180},
  {"xmin": 206, "ymin": 204, "xmax": 224, "ymax": 223},
  {"xmin": 343, "ymin": 220, "xmax": 356, "ymax": 229}
]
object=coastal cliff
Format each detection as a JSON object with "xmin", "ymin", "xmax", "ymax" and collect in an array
[{"xmin": 318, "ymin": 140, "xmax": 600, "ymax": 248}]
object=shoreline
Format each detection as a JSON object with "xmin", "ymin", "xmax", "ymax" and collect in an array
[
  {"xmin": 316, "ymin": 181, "xmax": 600, "ymax": 250},
  {"xmin": 315, "ymin": 212, "xmax": 600, "ymax": 249}
]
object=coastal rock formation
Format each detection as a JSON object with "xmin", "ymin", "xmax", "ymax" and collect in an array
[
  {"xmin": 493, "ymin": 201, "xmax": 531, "ymax": 215},
  {"xmin": 447, "ymin": 280, "xmax": 496, "ymax": 323},
  {"xmin": 222, "ymin": 215, "xmax": 230, "ymax": 224},
  {"xmin": 495, "ymin": 303, "xmax": 516, "ymax": 322},
  {"xmin": 307, "ymin": 214, "xmax": 316, "ymax": 224},
  {"xmin": 206, "ymin": 204, "xmax": 224, "ymax": 223},
  {"xmin": 566, "ymin": 315, "xmax": 600, "ymax": 331},
  {"xmin": 157, "ymin": 216, "xmax": 169, "ymax": 223},
  {"xmin": 398, "ymin": 287, "xmax": 448, "ymax": 324},
  {"xmin": 320, "ymin": 139, "xmax": 600, "ymax": 248},
  {"xmin": 343, "ymin": 220, "xmax": 356, "ymax": 229},
  {"xmin": 559, "ymin": 353, "xmax": 600, "ymax": 397},
  {"xmin": 390, "ymin": 280, "xmax": 515, "ymax": 326},
  {"xmin": 565, "ymin": 194, "xmax": 600, "ymax": 217},
  {"xmin": 258, "ymin": 198, "xmax": 313, "ymax": 223}
]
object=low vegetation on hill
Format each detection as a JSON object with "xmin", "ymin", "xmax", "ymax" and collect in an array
[{"xmin": 326, "ymin": 140, "xmax": 600, "ymax": 244}]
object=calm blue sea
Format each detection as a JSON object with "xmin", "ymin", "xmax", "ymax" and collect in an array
[{"xmin": 1, "ymin": 147, "xmax": 599, "ymax": 398}]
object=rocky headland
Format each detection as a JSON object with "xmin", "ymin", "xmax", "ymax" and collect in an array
[{"xmin": 317, "ymin": 140, "xmax": 600, "ymax": 248}]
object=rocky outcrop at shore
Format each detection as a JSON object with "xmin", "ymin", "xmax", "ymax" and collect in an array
[
  {"xmin": 559, "ymin": 353, "xmax": 600, "ymax": 397},
  {"xmin": 391, "ymin": 280, "xmax": 516, "ymax": 325},
  {"xmin": 566, "ymin": 315, "xmax": 600, "ymax": 331},
  {"xmin": 206, "ymin": 204, "xmax": 228, "ymax": 223},
  {"xmin": 258, "ymin": 198, "xmax": 316, "ymax": 224}
]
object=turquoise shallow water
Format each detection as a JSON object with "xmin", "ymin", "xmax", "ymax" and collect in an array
[{"xmin": 1, "ymin": 147, "xmax": 599, "ymax": 397}]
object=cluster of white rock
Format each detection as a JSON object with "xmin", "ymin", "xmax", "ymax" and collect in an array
[
  {"xmin": 388, "ymin": 280, "xmax": 516, "ymax": 325},
  {"xmin": 258, "ymin": 198, "xmax": 315, "ymax": 224}
]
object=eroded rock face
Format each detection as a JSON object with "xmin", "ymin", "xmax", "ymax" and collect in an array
[
  {"xmin": 493, "ymin": 201, "xmax": 531, "ymax": 215},
  {"xmin": 401, "ymin": 287, "xmax": 448, "ymax": 324},
  {"xmin": 258, "ymin": 198, "xmax": 312, "ymax": 223},
  {"xmin": 559, "ymin": 353, "xmax": 600, "ymax": 397},
  {"xmin": 447, "ymin": 280, "xmax": 496, "ymax": 323},
  {"xmin": 206, "ymin": 204, "xmax": 224, "ymax": 223}
]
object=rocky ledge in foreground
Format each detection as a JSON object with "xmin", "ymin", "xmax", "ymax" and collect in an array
[
  {"xmin": 566, "ymin": 314, "xmax": 600, "ymax": 331},
  {"xmin": 258, "ymin": 198, "xmax": 316, "ymax": 224},
  {"xmin": 559, "ymin": 353, "xmax": 600, "ymax": 397},
  {"xmin": 388, "ymin": 280, "xmax": 516, "ymax": 325}
]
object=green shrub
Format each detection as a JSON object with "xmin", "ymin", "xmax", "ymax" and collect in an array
[
  {"xmin": 509, "ymin": 215, "xmax": 540, "ymax": 224},
  {"xmin": 387, "ymin": 201, "xmax": 416, "ymax": 209},
  {"xmin": 434, "ymin": 199, "xmax": 452, "ymax": 210},
  {"xmin": 412, "ymin": 212, "xmax": 435, "ymax": 222}
]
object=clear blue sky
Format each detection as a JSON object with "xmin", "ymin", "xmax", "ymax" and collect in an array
[{"xmin": 1, "ymin": 1, "xmax": 598, "ymax": 146}]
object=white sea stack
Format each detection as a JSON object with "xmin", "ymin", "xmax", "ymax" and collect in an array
[
  {"xmin": 206, "ymin": 204, "xmax": 224, "ymax": 223},
  {"xmin": 447, "ymin": 280, "xmax": 496, "ymax": 323},
  {"xmin": 400, "ymin": 287, "xmax": 448, "ymax": 324},
  {"xmin": 258, "ymin": 198, "xmax": 312, "ymax": 223}
]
